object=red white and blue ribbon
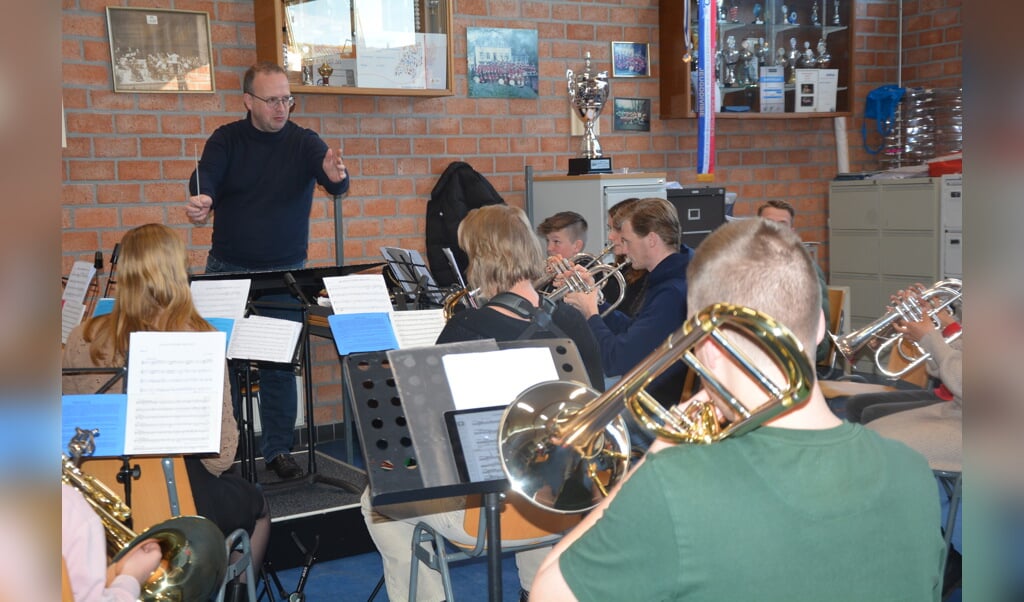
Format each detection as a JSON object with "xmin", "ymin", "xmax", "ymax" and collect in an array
[{"xmin": 696, "ymin": 0, "xmax": 716, "ymax": 179}]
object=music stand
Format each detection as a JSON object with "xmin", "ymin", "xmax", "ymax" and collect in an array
[
  {"xmin": 192, "ymin": 265, "xmax": 379, "ymax": 493},
  {"xmin": 380, "ymin": 247, "xmax": 447, "ymax": 309},
  {"xmin": 346, "ymin": 338, "xmax": 589, "ymax": 602}
]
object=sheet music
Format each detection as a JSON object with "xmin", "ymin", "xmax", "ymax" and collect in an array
[
  {"xmin": 190, "ymin": 278, "xmax": 251, "ymax": 320},
  {"xmin": 227, "ymin": 315, "xmax": 302, "ymax": 363},
  {"xmin": 442, "ymin": 347, "xmax": 559, "ymax": 410},
  {"xmin": 380, "ymin": 246, "xmax": 443, "ymax": 303},
  {"xmin": 442, "ymin": 247, "xmax": 466, "ymax": 288},
  {"xmin": 61, "ymin": 394, "xmax": 128, "ymax": 457},
  {"xmin": 62, "ymin": 260, "xmax": 97, "ymax": 305},
  {"xmin": 61, "ymin": 302, "xmax": 86, "ymax": 344},
  {"xmin": 322, "ymin": 274, "xmax": 393, "ymax": 315},
  {"xmin": 451, "ymin": 409, "xmax": 505, "ymax": 482},
  {"xmin": 392, "ymin": 309, "xmax": 445, "ymax": 348},
  {"xmin": 124, "ymin": 331, "xmax": 225, "ymax": 455}
]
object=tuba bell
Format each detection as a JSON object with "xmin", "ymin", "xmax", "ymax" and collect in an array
[
  {"xmin": 498, "ymin": 303, "xmax": 815, "ymax": 513},
  {"xmin": 830, "ymin": 278, "xmax": 962, "ymax": 378},
  {"xmin": 62, "ymin": 428, "xmax": 227, "ymax": 601}
]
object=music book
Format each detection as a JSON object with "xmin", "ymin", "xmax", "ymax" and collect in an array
[
  {"xmin": 61, "ymin": 331, "xmax": 225, "ymax": 457},
  {"xmin": 226, "ymin": 315, "xmax": 302, "ymax": 364},
  {"xmin": 92, "ymin": 297, "xmax": 115, "ymax": 317},
  {"xmin": 63, "ymin": 260, "xmax": 97, "ymax": 306},
  {"xmin": 322, "ymin": 274, "xmax": 393, "ymax": 315},
  {"xmin": 391, "ymin": 309, "xmax": 445, "ymax": 348},
  {"xmin": 61, "ymin": 302, "xmax": 86, "ymax": 344}
]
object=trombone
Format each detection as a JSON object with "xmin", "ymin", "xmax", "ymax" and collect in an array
[
  {"xmin": 830, "ymin": 278, "xmax": 962, "ymax": 379},
  {"xmin": 498, "ymin": 303, "xmax": 814, "ymax": 513}
]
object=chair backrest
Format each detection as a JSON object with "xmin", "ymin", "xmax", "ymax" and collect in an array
[
  {"xmin": 460, "ymin": 493, "xmax": 581, "ymax": 550},
  {"xmin": 818, "ymin": 287, "xmax": 847, "ymax": 374},
  {"xmin": 80, "ymin": 456, "xmax": 197, "ymax": 531}
]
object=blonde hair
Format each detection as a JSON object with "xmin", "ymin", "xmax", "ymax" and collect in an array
[
  {"xmin": 83, "ymin": 224, "xmax": 212, "ymax": 365},
  {"xmin": 458, "ymin": 205, "xmax": 545, "ymax": 299},
  {"xmin": 687, "ymin": 219, "xmax": 821, "ymax": 363}
]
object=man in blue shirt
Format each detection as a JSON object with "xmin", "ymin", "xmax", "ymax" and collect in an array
[{"xmin": 186, "ymin": 62, "xmax": 350, "ymax": 479}]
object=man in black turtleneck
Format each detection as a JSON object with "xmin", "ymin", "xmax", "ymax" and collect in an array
[{"xmin": 186, "ymin": 61, "xmax": 349, "ymax": 479}]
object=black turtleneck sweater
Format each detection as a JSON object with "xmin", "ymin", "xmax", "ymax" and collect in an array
[{"xmin": 189, "ymin": 115, "xmax": 350, "ymax": 268}]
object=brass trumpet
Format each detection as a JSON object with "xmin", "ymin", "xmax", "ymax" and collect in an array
[
  {"xmin": 498, "ymin": 303, "xmax": 815, "ymax": 513},
  {"xmin": 62, "ymin": 428, "xmax": 227, "ymax": 601},
  {"xmin": 538, "ymin": 243, "xmax": 629, "ymax": 317},
  {"xmin": 831, "ymin": 278, "xmax": 962, "ymax": 379}
]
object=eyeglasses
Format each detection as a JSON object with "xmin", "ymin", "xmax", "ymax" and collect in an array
[{"xmin": 248, "ymin": 93, "xmax": 295, "ymax": 109}]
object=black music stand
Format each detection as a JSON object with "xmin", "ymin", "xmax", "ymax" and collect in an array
[
  {"xmin": 192, "ymin": 265, "xmax": 380, "ymax": 493},
  {"xmin": 346, "ymin": 338, "xmax": 590, "ymax": 602},
  {"xmin": 380, "ymin": 247, "xmax": 448, "ymax": 310}
]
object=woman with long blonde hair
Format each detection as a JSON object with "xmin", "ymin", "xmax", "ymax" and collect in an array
[{"xmin": 63, "ymin": 223, "xmax": 270, "ymax": 588}]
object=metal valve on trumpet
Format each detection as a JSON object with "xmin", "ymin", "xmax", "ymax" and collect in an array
[{"xmin": 536, "ymin": 242, "xmax": 629, "ymax": 318}]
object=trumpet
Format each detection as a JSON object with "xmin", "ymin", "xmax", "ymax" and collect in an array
[
  {"xmin": 830, "ymin": 278, "xmax": 962, "ymax": 379},
  {"xmin": 538, "ymin": 243, "xmax": 629, "ymax": 317},
  {"xmin": 62, "ymin": 428, "xmax": 227, "ymax": 601},
  {"xmin": 498, "ymin": 303, "xmax": 815, "ymax": 513}
]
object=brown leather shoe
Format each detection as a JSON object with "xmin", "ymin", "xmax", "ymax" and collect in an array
[{"xmin": 267, "ymin": 453, "xmax": 304, "ymax": 479}]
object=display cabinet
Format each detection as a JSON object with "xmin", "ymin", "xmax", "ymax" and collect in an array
[
  {"xmin": 254, "ymin": 0, "xmax": 454, "ymax": 96},
  {"xmin": 660, "ymin": 0, "xmax": 853, "ymax": 118}
]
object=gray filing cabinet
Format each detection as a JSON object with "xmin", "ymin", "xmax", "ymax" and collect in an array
[
  {"xmin": 529, "ymin": 172, "xmax": 667, "ymax": 255},
  {"xmin": 828, "ymin": 175, "xmax": 963, "ymax": 329}
]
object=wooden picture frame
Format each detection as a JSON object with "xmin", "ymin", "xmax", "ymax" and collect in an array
[
  {"xmin": 106, "ymin": 7, "xmax": 215, "ymax": 93},
  {"xmin": 613, "ymin": 97, "xmax": 651, "ymax": 131},
  {"xmin": 611, "ymin": 41, "xmax": 650, "ymax": 78}
]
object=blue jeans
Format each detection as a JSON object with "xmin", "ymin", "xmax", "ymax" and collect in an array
[{"xmin": 206, "ymin": 253, "xmax": 305, "ymax": 463}]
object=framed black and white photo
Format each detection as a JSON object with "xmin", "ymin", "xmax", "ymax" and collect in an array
[
  {"xmin": 611, "ymin": 41, "xmax": 650, "ymax": 77},
  {"xmin": 106, "ymin": 7, "xmax": 215, "ymax": 93},
  {"xmin": 613, "ymin": 97, "xmax": 651, "ymax": 132}
]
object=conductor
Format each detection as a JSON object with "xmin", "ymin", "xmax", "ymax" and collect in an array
[{"xmin": 186, "ymin": 61, "xmax": 350, "ymax": 479}]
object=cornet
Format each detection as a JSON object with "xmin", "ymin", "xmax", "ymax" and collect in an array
[
  {"xmin": 537, "ymin": 243, "xmax": 629, "ymax": 317},
  {"xmin": 830, "ymin": 278, "xmax": 962, "ymax": 379},
  {"xmin": 498, "ymin": 303, "xmax": 814, "ymax": 513}
]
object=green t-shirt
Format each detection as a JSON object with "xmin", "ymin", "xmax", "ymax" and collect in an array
[{"xmin": 559, "ymin": 422, "xmax": 944, "ymax": 601}]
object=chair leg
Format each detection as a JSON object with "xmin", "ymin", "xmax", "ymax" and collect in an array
[{"xmin": 410, "ymin": 521, "xmax": 458, "ymax": 601}]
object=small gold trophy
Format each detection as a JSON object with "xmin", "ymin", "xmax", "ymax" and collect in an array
[{"xmin": 317, "ymin": 62, "xmax": 334, "ymax": 86}]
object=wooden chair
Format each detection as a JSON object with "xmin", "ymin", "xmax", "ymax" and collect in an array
[{"xmin": 817, "ymin": 287, "xmax": 847, "ymax": 380}]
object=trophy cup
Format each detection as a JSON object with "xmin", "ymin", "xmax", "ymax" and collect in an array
[
  {"xmin": 317, "ymin": 61, "xmax": 333, "ymax": 86},
  {"xmin": 567, "ymin": 52, "xmax": 612, "ymax": 176}
]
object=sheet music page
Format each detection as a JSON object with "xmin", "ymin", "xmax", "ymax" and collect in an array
[
  {"xmin": 61, "ymin": 302, "xmax": 86, "ymax": 344},
  {"xmin": 61, "ymin": 394, "xmax": 128, "ymax": 457},
  {"xmin": 124, "ymin": 331, "xmax": 225, "ymax": 455},
  {"xmin": 442, "ymin": 247, "xmax": 466, "ymax": 288},
  {"xmin": 62, "ymin": 260, "xmax": 96, "ymax": 305},
  {"xmin": 227, "ymin": 315, "xmax": 302, "ymax": 363},
  {"xmin": 327, "ymin": 313, "xmax": 399, "ymax": 355},
  {"xmin": 190, "ymin": 279, "xmax": 252, "ymax": 320},
  {"xmin": 322, "ymin": 274, "xmax": 393, "ymax": 315},
  {"xmin": 452, "ymin": 410, "xmax": 506, "ymax": 482},
  {"xmin": 392, "ymin": 309, "xmax": 445, "ymax": 348},
  {"xmin": 443, "ymin": 347, "xmax": 559, "ymax": 410}
]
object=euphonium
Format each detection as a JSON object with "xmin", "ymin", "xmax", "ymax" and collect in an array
[
  {"xmin": 62, "ymin": 430, "xmax": 227, "ymax": 601},
  {"xmin": 830, "ymin": 278, "xmax": 962, "ymax": 378},
  {"xmin": 498, "ymin": 303, "xmax": 815, "ymax": 513}
]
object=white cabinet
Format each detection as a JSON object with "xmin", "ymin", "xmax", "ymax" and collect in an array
[
  {"xmin": 828, "ymin": 175, "xmax": 963, "ymax": 328},
  {"xmin": 528, "ymin": 172, "xmax": 667, "ymax": 255}
]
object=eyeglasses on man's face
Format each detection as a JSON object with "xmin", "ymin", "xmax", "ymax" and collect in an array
[{"xmin": 248, "ymin": 93, "xmax": 295, "ymax": 109}]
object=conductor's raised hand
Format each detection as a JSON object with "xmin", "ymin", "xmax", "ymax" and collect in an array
[
  {"xmin": 186, "ymin": 194, "xmax": 213, "ymax": 224},
  {"xmin": 323, "ymin": 148, "xmax": 348, "ymax": 183}
]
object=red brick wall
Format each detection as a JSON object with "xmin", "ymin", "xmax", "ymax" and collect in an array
[
  {"xmin": 62, "ymin": 0, "xmax": 957, "ymax": 429},
  {"xmin": 899, "ymin": 0, "xmax": 962, "ymax": 88}
]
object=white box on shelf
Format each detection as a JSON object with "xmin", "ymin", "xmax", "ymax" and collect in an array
[
  {"xmin": 815, "ymin": 69, "xmax": 838, "ymax": 112},
  {"xmin": 794, "ymin": 69, "xmax": 817, "ymax": 113},
  {"xmin": 759, "ymin": 66, "xmax": 785, "ymax": 113}
]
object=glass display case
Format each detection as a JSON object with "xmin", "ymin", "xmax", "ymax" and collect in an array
[
  {"xmin": 254, "ymin": 0, "xmax": 453, "ymax": 96},
  {"xmin": 660, "ymin": 0, "xmax": 853, "ymax": 118}
]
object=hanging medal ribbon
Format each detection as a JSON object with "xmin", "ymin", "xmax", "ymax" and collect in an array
[{"xmin": 696, "ymin": 0, "xmax": 716, "ymax": 181}]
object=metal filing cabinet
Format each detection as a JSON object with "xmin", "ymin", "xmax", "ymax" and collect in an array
[{"xmin": 828, "ymin": 176, "xmax": 963, "ymax": 329}]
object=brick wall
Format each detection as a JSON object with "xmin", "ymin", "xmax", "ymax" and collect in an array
[
  {"xmin": 62, "ymin": 0, "xmax": 958, "ymax": 431},
  {"xmin": 899, "ymin": 0, "xmax": 962, "ymax": 88}
]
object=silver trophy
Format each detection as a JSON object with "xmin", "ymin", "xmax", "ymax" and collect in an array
[{"xmin": 567, "ymin": 52, "xmax": 612, "ymax": 175}]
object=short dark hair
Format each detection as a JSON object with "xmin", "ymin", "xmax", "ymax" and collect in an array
[
  {"xmin": 537, "ymin": 211, "xmax": 588, "ymax": 245},
  {"xmin": 243, "ymin": 62, "xmax": 287, "ymax": 95},
  {"xmin": 757, "ymin": 199, "xmax": 795, "ymax": 219},
  {"xmin": 608, "ymin": 197, "xmax": 640, "ymax": 230}
]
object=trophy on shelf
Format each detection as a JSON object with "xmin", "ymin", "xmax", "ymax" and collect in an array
[
  {"xmin": 317, "ymin": 61, "xmax": 334, "ymax": 86},
  {"xmin": 566, "ymin": 52, "xmax": 612, "ymax": 176},
  {"xmin": 752, "ymin": 3, "xmax": 765, "ymax": 25},
  {"xmin": 833, "ymin": 0, "xmax": 841, "ymax": 25},
  {"xmin": 812, "ymin": 2, "xmax": 820, "ymax": 25}
]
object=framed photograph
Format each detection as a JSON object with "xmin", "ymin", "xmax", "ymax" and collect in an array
[
  {"xmin": 106, "ymin": 7, "xmax": 215, "ymax": 93},
  {"xmin": 613, "ymin": 97, "xmax": 651, "ymax": 132},
  {"xmin": 611, "ymin": 41, "xmax": 650, "ymax": 77},
  {"xmin": 466, "ymin": 27, "xmax": 539, "ymax": 99}
]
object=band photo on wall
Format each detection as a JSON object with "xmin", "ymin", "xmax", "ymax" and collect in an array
[
  {"xmin": 466, "ymin": 27, "xmax": 539, "ymax": 99},
  {"xmin": 613, "ymin": 97, "xmax": 651, "ymax": 131},
  {"xmin": 106, "ymin": 7, "xmax": 215, "ymax": 93}
]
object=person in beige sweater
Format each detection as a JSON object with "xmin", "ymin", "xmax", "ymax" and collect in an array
[{"xmin": 61, "ymin": 223, "xmax": 270, "ymax": 580}]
